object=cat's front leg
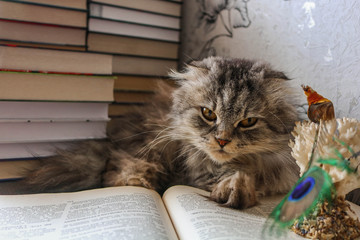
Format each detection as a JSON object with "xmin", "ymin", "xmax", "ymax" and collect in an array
[
  {"xmin": 210, "ymin": 171, "xmax": 257, "ymax": 209},
  {"xmin": 102, "ymin": 157, "xmax": 164, "ymax": 191}
]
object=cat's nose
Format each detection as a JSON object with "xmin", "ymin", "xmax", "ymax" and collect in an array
[{"xmin": 215, "ymin": 138, "xmax": 231, "ymax": 148}]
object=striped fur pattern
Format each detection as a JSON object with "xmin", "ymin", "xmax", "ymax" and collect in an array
[{"xmin": 24, "ymin": 57, "xmax": 300, "ymax": 209}]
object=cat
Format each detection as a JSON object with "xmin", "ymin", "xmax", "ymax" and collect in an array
[{"xmin": 23, "ymin": 56, "xmax": 300, "ymax": 209}]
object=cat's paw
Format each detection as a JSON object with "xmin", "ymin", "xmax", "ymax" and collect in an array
[
  {"xmin": 210, "ymin": 171, "xmax": 257, "ymax": 209},
  {"xmin": 102, "ymin": 159, "xmax": 162, "ymax": 191},
  {"xmin": 103, "ymin": 171, "xmax": 156, "ymax": 189},
  {"xmin": 125, "ymin": 176, "xmax": 154, "ymax": 189}
]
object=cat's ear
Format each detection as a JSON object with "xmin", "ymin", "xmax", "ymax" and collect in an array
[
  {"xmin": 186, "ymin": 60, "xmax": 210, "ymax": 72},
  {"xmin": 169, "ymin": 60, "xmax": 209, "ymax": 82},
  {"xmin": 263, "ymin": 69, "xmax": 290, "ymax": 80},
  {"xmin": 251, "ymin": 62, "xmax": 290, "ymax": 81}
]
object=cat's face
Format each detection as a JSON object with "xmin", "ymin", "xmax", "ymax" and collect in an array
[{"xmin": 170, "ymin": 57, "xmax": 298, "ymax": 164}]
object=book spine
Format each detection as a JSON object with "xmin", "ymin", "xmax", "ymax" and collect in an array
[
  {"xmin": 0, "ymin": 18, "xmax": 86, "ymax": 30},
  {"xmin": 0, "ymin": 68, "xmax": 94, "ymax": 76},
  {"xmin": 1, "ymin": 0, "xmax": 87, "ymax": 11}
]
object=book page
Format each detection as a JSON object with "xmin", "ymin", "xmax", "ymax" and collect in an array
[
  {"xmin": 163, "ymin": 185, "xmax": 304, "ymax": 240},
  {"xmin": 0, "ymin": 186, "xmax": 178, "ymax": 240}
]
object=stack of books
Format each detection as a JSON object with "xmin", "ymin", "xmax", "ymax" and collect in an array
[
  {"xmin": 0, "ymin": 0, "xmax": 183, "ymax": 181},
  {"xmin": 87, "ymin": 0, "xmax": 182, "ymax": 117},
  {"xmin": 0, "ymin": 0, "xmax": 88, "ymax": 50},
  {"xmin": 0, "ymin": 0, "xmax": 114, "ymax": 181}
]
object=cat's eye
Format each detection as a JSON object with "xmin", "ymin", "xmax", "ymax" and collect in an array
[
  {"xmin": 201, "ymin": 107, "xmax": 217, "ymax": 121},
  {"xmin": 238, "ymin": 117, "xmax": 258, "ymax": 128}
]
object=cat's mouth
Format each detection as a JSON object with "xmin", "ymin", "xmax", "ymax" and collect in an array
[
  {"xmin": 209, "ymin": 149, "xmax": 234, "ymax": 163},
  {"xmin": 216, "ymin": 149, "xmax": 227, "ymax": 154}
]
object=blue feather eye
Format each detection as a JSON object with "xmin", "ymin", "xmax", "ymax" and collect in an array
[{"xmin": 288, "ymin": 176, "xmax": 315, "ymax": 202}]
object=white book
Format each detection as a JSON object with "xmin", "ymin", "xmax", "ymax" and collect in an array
[
  {"xmin": 0, "ymin": 185, "xmax": 322, "ymax": 240},
  {"xmin": 89, "ymin": 3, "xmax": 180, "ymax": 29},
  {"xmin": 91, "ymin": 0, "xmax": 181, "ymax": 17},
  {"xmin": 0, "ymin": 120, "xmax": 108, "ymax": 143},
  {"xmin": 88, "ymin": 17, "xmax": 179, "ymax": 42},
  {"xmin": 0, "ymin": 102, "xmax": 109, "ymax": 121}
]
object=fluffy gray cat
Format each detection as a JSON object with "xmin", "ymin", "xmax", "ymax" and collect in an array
[{"xmin": 24, "ymin": 57, "xmax": 300, "ymax": 209}]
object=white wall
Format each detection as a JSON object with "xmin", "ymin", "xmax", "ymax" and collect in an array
[{"xmin": 181, "ymin": 0, "xmax": 360, "ymax": 119}]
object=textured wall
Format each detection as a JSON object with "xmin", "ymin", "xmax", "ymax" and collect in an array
[{"xmin": 181, "ymin": 0, "xmax": 360, "ymax": 119}]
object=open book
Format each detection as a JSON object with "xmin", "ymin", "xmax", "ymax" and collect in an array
[{"xmin": 1, "ymin": 185, "xmax": 359, "ymax": 240}]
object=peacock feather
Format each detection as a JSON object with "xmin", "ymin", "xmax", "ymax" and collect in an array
[{"xmin": 262, "ymin": 120, "xmax": 359, "ymax": 238}]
